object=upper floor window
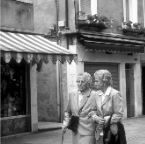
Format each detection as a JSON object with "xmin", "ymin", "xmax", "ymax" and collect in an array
[
  {"xmin": 126, "ymin": 0, "xmax": 138, "ymax": 23},
  {"xmin": 123, "ymin": 0, "xmax": 138, "ymax": 23},
  {"xmin": 124, "ymin": 0, "xmax": 145, "ymax": 26},
  {"xmin": 79, "ymin": 0, "xmax": 97, "ymax": 16},
  {"xmin": 128, "ymin": 0, "xmax": 138, "ymax": 23}
]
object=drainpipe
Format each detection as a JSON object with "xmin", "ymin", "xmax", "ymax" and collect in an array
[
  {"xmin": 55, "ymin": 0, "xmax": 62, "ymax": 122},
  {"xmin": 55, "ymin": 0, "xmax": 59, "ymax": 43},
  {"xmin": 143, "ymin": 0, "xmax": 145, "ymax": 27},
  {"xmin": 65, "ymin": 0, "xmax": 69, "ymax": 49},
  {"xmin": 56, "ymin": 61, "xmax": 61, "ymax": 122},
  {"xmin": 65, "ymin": 0, "xmax": 69, "ymax": 28}
]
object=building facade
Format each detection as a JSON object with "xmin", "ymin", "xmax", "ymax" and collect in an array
[
  {"xmin": 1, "ymin": 0, "xmax": 145, "ymax": 137},
  {"xmin": 0, "ymin": 0, "xmax": 76, "ymax": 137},
  {"xmin": 56, "ymin": 0, "xmax": 145, "ymax": 118}
]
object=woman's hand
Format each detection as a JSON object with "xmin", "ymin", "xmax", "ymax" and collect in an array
[
  {"xmin": 88, "ymin": 111, "xmax": 97, "ymax": 119},
  {"xmin": 62, "ymin": 120, "xmax": 68, "ymax": 133},
  {"xmin": 97, "ymin": 117, "xmax": 105, "ymax": 126},
  {"xmin": 62, "ymin": 112, "xmax": 70, "ymax": 133},
  {"xmin": 62, "ymin": 112, "xmax": 71, "ymax": 133},
  {"xmin": 92, "ymin": 115, "xmax": 105, "ymax": 126}
]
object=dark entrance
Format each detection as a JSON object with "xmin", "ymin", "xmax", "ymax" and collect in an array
[
  {"xmin": 142, "ymin": 65, "xmax": 145, "ymax": 115},
  {"xmin": 125, "ymin": 64, "xmax": 135, "ymax": 118}
]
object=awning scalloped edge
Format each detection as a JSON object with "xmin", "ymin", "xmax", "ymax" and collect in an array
[{"xmin": 0, "ymin": 51, "xmax": 78, "ymax": 64}]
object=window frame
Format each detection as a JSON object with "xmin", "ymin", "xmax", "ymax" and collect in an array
[
  {"xmin": 91, "ymin": 0, "xmax": 97, "ymax": 15},
  {"xmin": 123, "ymin": 0, "xmax": 138, "ymax": 23},
  {"xmin": 128, "ymin": 0, "xmax": 138, "ymax": 23},
  {"xmin": 79, "ymin": 0, "xmax": 98, "ymax": 15}
]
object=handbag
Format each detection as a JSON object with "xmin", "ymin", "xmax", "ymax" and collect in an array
[
  {"xmin": 67, "ymin": 115, "xmax": 79, "ymax": 134},
  {"xmin": 103, "ymin": 116, "xmax": 113, "ymax": 144},
  {"xmin": 103, "ymin": 121, "xmax": 127, "ymax": 144},
  {"xmin": 67, "ymin": 90, "xmax": 91, "ymax": 134}
]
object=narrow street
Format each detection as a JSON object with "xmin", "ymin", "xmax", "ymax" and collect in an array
[
  {"xmin": 1, "ymin": 0, "xmax": 145, "ymax": 142},
  {"xmin": 2, "ymin": 117, "xmax": 145, "ymax": 144}
]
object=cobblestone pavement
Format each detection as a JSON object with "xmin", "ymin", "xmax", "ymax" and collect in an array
[
  {"xmin": 123, "ymin": 117, "xmax": 145, "ymax": 144},
  {"xmin": 1, "ymin": 117, "xmax": 145, "ymax": 144}
]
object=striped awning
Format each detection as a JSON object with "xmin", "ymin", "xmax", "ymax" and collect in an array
[{"xmin": 0, "ymin": 31, "xmax": 77, "ymax": 64}]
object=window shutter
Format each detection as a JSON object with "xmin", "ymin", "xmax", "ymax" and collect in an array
[
  {"xmin": 126, "ymin": 0, "xmax": 129, "ymax": 21},
  {"xmin": 138, "ymin": 0, "xmax": 145, "ymax": 26},
  {"xmin": 81, "ymin": 0, "xmax": 91, "ymax": 16}
]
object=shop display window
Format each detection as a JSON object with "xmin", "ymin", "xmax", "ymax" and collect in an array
[{"xmin": 1, "ymin": 58, "xmax": 29, "ymax": 117}]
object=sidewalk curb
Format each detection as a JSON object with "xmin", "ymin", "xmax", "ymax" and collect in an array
[
  {"xmin": 1, "ymin": 127, "xmax": 62, "ymax": 139},
  {"xmin": 1, "ymin": 132, "xmax": 34, "ymax": 140},
  {"xmin": 122, "ymin": 115, "xmax": 145, "ymax": 121},
  {"xmin": 38, "ymin": 127, "xmax": 62, "ymax": 132}
]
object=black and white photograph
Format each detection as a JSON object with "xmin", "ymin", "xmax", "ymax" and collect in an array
[{"xmin": 1, "ymin": 0, "xmax": 145, "ymax": 144}]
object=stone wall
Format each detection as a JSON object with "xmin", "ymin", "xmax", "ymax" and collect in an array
[
  {"xmin": 33, "ymin": 0, "xmax": 57, "ymax": 34},
  {"xmin": 1, "ymin": 0, "xmax": 34, "ymax": 31},
  {"xmin": 37, "ymin": 61, "xmax": 58, "ymax": 122}
]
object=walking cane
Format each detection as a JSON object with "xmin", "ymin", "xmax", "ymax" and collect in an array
[{"xmin": 61, "ymin": 130, "xmax": 65, "ymax": 144}]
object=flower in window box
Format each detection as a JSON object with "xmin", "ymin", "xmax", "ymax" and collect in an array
[
  {"xmin": 99, "ymin": 15, "xmax": 109, "ymax": 23},
  {"xmin": 132, "ymin": 23, "xmax": 142, "ymax": 30},
  {"xmin": 77, "ymin": 13, "xmax": 110, "ymax": 31},
  {"xmin": 118, "ymin": 21, "xmax": 145, "ymax": 36},
  {"xmin": 87, "ymin": 14, "xmax": 95, "ymax": 22}
]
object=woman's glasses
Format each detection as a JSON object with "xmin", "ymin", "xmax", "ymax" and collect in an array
[{"xmin": 76, "ymin": 80, "xmax": 85, "ymax": 84}]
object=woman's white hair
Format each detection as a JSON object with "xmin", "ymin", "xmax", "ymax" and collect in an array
[
  {"xmin": 78, "ymin": 72, "xmax": 92, "ymax": 87},
  {"xmin": 94, "ymin": 70, "xmax": 113, "ymax": 86}
]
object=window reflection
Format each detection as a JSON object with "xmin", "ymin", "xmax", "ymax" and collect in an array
[{"xmin": 1, "ymin": 58, "xmax": 27, "ymax": 117}]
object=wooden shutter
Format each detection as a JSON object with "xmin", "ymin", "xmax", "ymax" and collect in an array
[
  {"xmin": 126, "ymin": 0, "xmax": 129, "ymax": 21},
  {"xmin": 142, "ymin": 65, "xmax": 145, "ymax": 115},
  {"xmin": 126, "ymin": 68, "xmax": 135, "ymax": 117},
  {"xmin": 138, "ymin": 0, "xmax": 144, "ymax": 25},
  {"xmin": 84, "ymin": 63, "xmax": 119, "ymax": 90},
  {"xmin": 81, "ymin": 0, "xmax": 91, "ymax": 16}
]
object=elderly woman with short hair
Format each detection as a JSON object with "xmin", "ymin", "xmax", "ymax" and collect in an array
[
  {"xmin": 91, "ymin": 69, "xmax": 126, "ymax": 144},
  {"xmin": 62, "ymin": 72, "xmax": 97, "ymax": 144}
]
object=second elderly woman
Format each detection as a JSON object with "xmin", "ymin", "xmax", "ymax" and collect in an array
[{"xmin": 91, "ymin": 69, "xmax": 126, "ymax": 144}]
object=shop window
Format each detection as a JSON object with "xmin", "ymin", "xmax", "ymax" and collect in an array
[
  {"xmin": 1, "ymin": 58, "xmax": 29, "ymax": 117},
  {"xmin": 79, "ymin": 0, "xmax": 97, "ymax": 16}
]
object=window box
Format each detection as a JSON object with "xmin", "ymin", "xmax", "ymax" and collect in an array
[
  {"xmin": 118, "ymin": 21, "xmax": 145, "ymax": 37},
  {"xmin": 76, "ymin": 14, "xmax": 110, "ymax": 32}
]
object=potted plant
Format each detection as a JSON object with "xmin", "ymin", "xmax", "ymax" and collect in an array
[
  {"xmin": 118, "ymin": 21, "xmax": 145, "ymax": 37},
  {"xmin": 77, "ymin": 13, "xmax": 111, "ymax": 31}
]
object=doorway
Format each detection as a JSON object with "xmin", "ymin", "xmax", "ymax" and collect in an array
[
  {"xmin": 125, "ymin": 64, "xmax": 135, "ymax": 118},
  {"xmin": 142, "ymin": 65, "xmax": 145, "ymax": 115}
]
